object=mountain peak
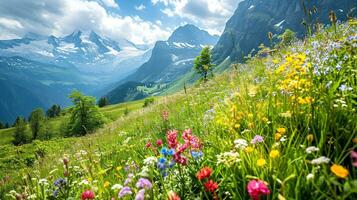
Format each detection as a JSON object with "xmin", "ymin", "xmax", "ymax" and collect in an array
[{"xmin": 167, "ymin": 24, "xmax": 218, "ymax": 45}]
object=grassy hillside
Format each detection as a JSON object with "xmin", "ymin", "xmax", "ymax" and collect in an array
[{"xmin": 0, "ymin": 21, "xmax": 356, "ymax": 199}]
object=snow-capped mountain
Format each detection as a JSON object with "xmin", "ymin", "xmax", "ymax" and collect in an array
[{"xmin": 0, "ymin": 30, "xmax": 150, "ymax": 75}]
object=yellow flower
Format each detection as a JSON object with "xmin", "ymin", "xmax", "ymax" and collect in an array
[
  {"xmin": 245, "ymin": 147, "xmax": 254, "ymax": 153},
  {"xmin": 277, "ymin": 128, "xmax": 286, "ymax": 134},
  {"xmin": 275, "ymin": 133, "xmax": 282, "ymax": 141},
  {"xmin": 104, "ymin": 181, "xmax": 110, "ymax": 188},
  {"xmin": 257, "ymin": 158, "xmax": 267, "ymax": 167},
  {"xmin": 116, "ymin": 166, "xmax": 122, "ymax": 171},
  {"xmin": 331, "ymin": 164, "xmax": 349, "ymax": 179},
  {"xmin": 306, "ymin": 134, "xmax": 314, "ymax": 143},
  {"xmin": 269, "ymin": 150, "xmax": 280, "ymax": 158},
  {"xmin": 88, "ymin": 177, "xmax": 93, "ymax": 182}
]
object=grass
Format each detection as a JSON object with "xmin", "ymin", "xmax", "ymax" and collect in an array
[{"xmin": 0, "ymin": 21, "xmax": 356, "ymax": 199}]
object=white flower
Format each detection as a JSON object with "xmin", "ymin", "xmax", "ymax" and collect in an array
[
  {"xmin": 310, "ymin": 156, "xmax": 330, "ymax": 165},
  {"xmin": 111, "ymin": 184, "xmax": 123, "ymax": 191},
  {"xmin": 306, "ymin": 173, "xmax": 314, "ymax": 181},
  {"xmin": 38, "ymin": 178, "xmax": 48, "ymax": 185},
  {"xmin": 143, "ymin": 156, "xmax": 157, "ymax": 166},
  {"xmin": 234, "ymin": 139, "xmax": 248, "ymax": 150},
  {"xmin": 79, "ymin": 180, "xmax": 90, "ymax": 186},
  {"xmin": 280, "ymin": 136, "xmax": 287, "ymax": 142},
  {"xmin": 306, "ymin": 146, "xmax": 319, "ymax": 154},
  {"xmin": 216, "ymin": 151, "xmax": 241, "ymax": 166}
]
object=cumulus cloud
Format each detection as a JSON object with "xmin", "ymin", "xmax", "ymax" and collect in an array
[
  {"xmin": 135, "ymin": 4, "xmax": 146, "ymax": 11},
  {"xmin": 0, "ymin": 0, "xmax": 170, "ymax": 44},
  {"xmin": 101, "ymin": 0, "xmax": 119, "ymax": 8},
  {"xmin": 152, "ymin": 0, "xmax": 242, "ymax": 35}
]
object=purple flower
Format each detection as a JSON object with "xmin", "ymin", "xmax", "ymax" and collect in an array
[
  {"xmin": 119, "ymin": 186, "xmax": 132, "ymax": 198},
  {"xmin": 136, "ymin": 178, "xmax": 152, "ymax": 189},
  {"xmin": 135, "ymin": 189, "xmax": 146, "ymax": 200},
  {"xmin": 251, "ymin": 135, "xmax": 264, "ymax": 144}
]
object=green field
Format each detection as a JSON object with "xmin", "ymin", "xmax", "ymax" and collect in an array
[{"xmin": 0, "ymin": 22, "xmax": 356, "ymax": 199}]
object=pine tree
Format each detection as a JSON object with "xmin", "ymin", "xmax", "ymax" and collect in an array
[
  {"xmin": 194, "ymin": 46, "xmax": 214, "ymax": 82},
  {"xmin": 29, "ymin": 108, "xmax": 45, "ymax": 140},
  {"xmin": 13, "ymin": 117, "xmax": 29, "ymax": 145},
  {"xmin": 46, "ymin": 104, "xmax": 61, "ymax": 118},
  {"xmin": 66, "ymin": 91, "xmax": 106, "ymax": 136},
  {"xmin": 0, "ymin": 121, "xmax": 4, "ymax": 129},
  {"xmin": 98, "ymin": 97, "xmax": 109, "ymax": 108}
]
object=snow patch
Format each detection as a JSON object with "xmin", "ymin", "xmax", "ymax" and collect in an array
[
  {"xmin": 248, "ymin": 5, "xmax": 255, "ymax": 10},
  {"xmin": 274, "ymin": 20, "xmax": 285, "ymax": 27}
]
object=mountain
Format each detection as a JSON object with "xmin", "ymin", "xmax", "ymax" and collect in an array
[
  {"xmin": 212, "ymin": 0, "xmax": 357, "ymax": 64},
  {"xmin": 106, "ymin": 24, "xmax": 219, "ymax": 104},
  {"xmin": 0, "ymin": 31, "xmax": 152, "ymax": 123},
  {"xmin": 0, "ymin": 56, "xmax": 93, "ymax": 123}
]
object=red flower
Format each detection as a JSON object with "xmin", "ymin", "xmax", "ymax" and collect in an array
[
  {"xmin": 173, "ymin": 153, "xmax": 188, "ymax": 165},
  {"xmin": 204, "ymin": 180, "xmax": 218, "ymax": 193},
  {"xmin": 167, "ymin": 130, "xmax": 178, "ymax": 149},
  {"xmin": 81, "ymin": 190, "xmax": 95, "ymax": 200},
  {"xmin": 156, "ymin": 139, "xmax": 163, "ymax": 147},
  {"xmin": 167, "ymin": 191, "xmax": 181, "ymax": 200},
  {"xmin": 145, "ymin": 142, "xmax": 152, "ymax": 148},
  {"xmin": 196, "ymin": 167, "xmax": 212, "ymax": 180}
]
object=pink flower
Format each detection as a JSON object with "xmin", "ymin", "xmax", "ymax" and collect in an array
[
  {"xmin": 162, "ymin": 110, "xmax": 169, "ymax": 121},
  {"xmin": 156, "ymin": 139, "xmax": 163, "ymax": 147},
  {"xmin": 145, "ymin": 142, "xmax": 152, "ymax": 148},
  {"xmin": 182, "ymin": 129, "xmax": 201, "ymax": 149},
  {"xmin": 247, "ymin": 180, "xmax": 270, "ymax": 200},
  {"xmin": 81, "ymin": 190, "xmax": 95, "ymax": 200},
  {"xmin": 351, "ymin": 150, "xmax": 357, "ymax": 167},
  {"xmin": 167, "ymin": 130, "xmax": 178, "ymax": 149},
  {"xmin": 173, "ymin": 153, "xmax": 188, "ymax": 165}
]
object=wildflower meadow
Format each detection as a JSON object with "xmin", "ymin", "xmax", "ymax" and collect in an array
[{"xmin": 1, "ymin": 21, "xmax": 357, "ymax": 200}]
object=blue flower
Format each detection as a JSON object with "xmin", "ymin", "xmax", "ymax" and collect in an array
[
  {"xmin": 191, "ymin": 151, "xmax": 203, "ymax": 160},
  {"xmin": 168, "ymin": 148, "xmax": 175, "ymax": 156},
  {"xmin": 54, "ymin": 178, "xmax": 66, "ymax": 188},
  {"xmin": 159, "ymin": 157, "xmax": 167, "ymax": 164},
  {"xmin": 160, "ymin": 147, "xmax": 168, "ymax": 156}
]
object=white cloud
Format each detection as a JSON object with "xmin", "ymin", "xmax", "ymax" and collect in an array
[
  {"xmin": 152, "ymin": 0, "xmax": 242, "ymax": 35},
  {"xmin": 135, "ymin": 4, "xmax": 146, "ymax": 11},
  {"xmin": 0, "ymin": 0, "xmax": 170, "ymax": 44},
  {"xmin": 101, "ymin": 0, "xmax": 119, "ymax": 8}
]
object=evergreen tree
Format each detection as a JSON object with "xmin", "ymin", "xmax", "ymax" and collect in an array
[
  {"xmin": 12, "ymin": 116, "xmax": 22, "ymax": 127},
  {"xmin": 66, "ymin": 91, "xmax": 106, "ymax": 136},
  {"xmin": 98, "ymin": 97, "xmax": 109, "ymax": 108},
  {"xmin": 5, "ymin": 123, "xmax": 9, "ymax": 128},
  {"xmin": 46, "ymin": 104, "xmax": 61, "ymax": 118},
  {"xmin": 194, "ymin": 46, "xmax": 214, "ymax": 82},
  {"xmin": 29, "ymin": 108, "xmax": 45, "ymax": 140},
  {"xmin": 13, "ymin": 117, "xmax": 29, "ymax": 145},
  {"xmin": 0, "ymin": 121, "xmax": 4, "ymax": 129}
]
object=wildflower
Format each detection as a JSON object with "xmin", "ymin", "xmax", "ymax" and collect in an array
[
  {"xmin": 277, "ymin": 127, "xmax": 286, "ymax": 134},
  {"xmin": 143, "ymin": 157, "xmax": 157, "ymax": 166},
  {"xmin": 118, "ymin": 186, "xmax": 132, "ymax": 198},
  {"xmin": 135, "ymin": 189, "xmax": 145, "ymax": 200},
  {"xmin": 339, "ymin": 84, "xmax": 353, "ymax": 91},
  {"xmin": 310, "ymin": 156, "xmax": 330, "ymax": 165},
  {"xmin": 145, "ymin": 142, "xmax": 152, "ymax": 148},
  {"xmin": 168, "ymin": 191, "xmax": 181, "ymax": 200},
  {"xmin": 156, "ymin": 139, "xmax": 163, "ymax": 147},
  {"xmin": 161, "ymin": 110, "xmax": 169, "ymax": 121},
  {"xmin": 173, "ymin": 153, "xmax": 188, "ymax": 165},
  {"xmin": 351, "ymin": 151, "xmax": 357, "ymax": 167},
  {"xmin": 247, "ymin": 180, "xmax": 270, "ymax": 200},
  {"xmin": 306, "ymin": 134, "xmax": 314, "ymax": 142},
  {"xmin": 54, "ymin": 178, "xmax": 66, "ymax": 187},
  {"xmin": 330, "ymin": 164, "xmax": 349, "ymax": 179},
  {"xmin": 81, "ymin": 190, "xmax": 95, "ymax": 200},
  {"xmin": 161, "ymin": 147, "xmax": 169, "ymax": 156},
  {"xmin": 257, "ymin": 158, "xmax": 266, "ymax": 167},
  {"xmin": 196, "ymin": 167, "xmax": 213, "ymax": 180},
  {"xmin": 104, "ymin": 181, "xmax": 110, "ymax": 188},
  {"xmin": 63, "ymin": 157, "xmax": 69, "ymax": 165},
  {"xmin": 306, "ymin": 173, "xmax": 314, "ymax": 181},
  {"xmin": 275, "ymin": 133, "xmax": 282, "ymax": 141},
  {"xmin": 167, "ymin": 130, "xmax": 178, "ymax": 149},
  {"xmin": 251, "ymin": 135, "xmax": 264, "ymax": 144},
  {"xmin": 305, "ymin": 146, "xmax": 319, "ymax": 154},
  {"xmin": 204, "ymin": 180, "xmax": 219, "ymax": 193},
  {"xmin": 136, "ymin": 178, "xmax": 152, "ymax": 189},
  {"xmin": 191, "ymin": 151, "xmax": 204, "ymax": 160},
  {"xmin": 216, "ymin": 151, "xmax": 241, "ymax": 166},
  {"xmin": 234, "ymin": 139, "xmax": 248, "ymax": 149},
  {"xmin": 111, "ymin": 184, "xmax": 123, "ymax": 191},
  {"xmin": 245, "ymin": 146, "xmax": 254, "ymax": 153},
  {"xmin": 269, "ymin": 150, "xmax": 280, "ymax": 158}
]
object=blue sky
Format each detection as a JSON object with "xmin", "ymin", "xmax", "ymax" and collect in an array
[{"xmin": 0, "ymin": 0, "xmax": 241, "ymax": 44}]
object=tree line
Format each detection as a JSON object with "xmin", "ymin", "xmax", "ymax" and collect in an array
[{"xmin": 11, "ymin": 91, "xmax": 106, "ymax": 146}]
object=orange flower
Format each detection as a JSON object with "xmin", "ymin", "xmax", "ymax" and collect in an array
[{"xmin": 330, "ymin": 164, "xmax": 349, "ymax": 179}]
